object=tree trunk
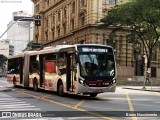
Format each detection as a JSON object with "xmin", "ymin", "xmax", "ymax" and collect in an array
[{"xmin": 147, "ymin": 48, "xmax": 152, "ymax": 73}]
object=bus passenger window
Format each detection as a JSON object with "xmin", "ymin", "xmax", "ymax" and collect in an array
[
  {"xmin": 45, "ymin": 61, "xmax": 56, "ymax": 73},
  {"xmin": 58, "ymin": 54, "xmax": 66, "ymax": 75},
  {"xmin": 30, "ymin": 60, "xmax": 39, "ymax": 74}
]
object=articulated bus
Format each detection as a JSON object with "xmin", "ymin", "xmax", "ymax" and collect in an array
[{"xmin": 7, "ymin": 44, "xmax": 116, "ymax": 97}]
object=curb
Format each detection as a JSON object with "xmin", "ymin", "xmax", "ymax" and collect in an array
[{"xmin": 123, "ymin": 87, "xmax": 160, "ymax": 92}]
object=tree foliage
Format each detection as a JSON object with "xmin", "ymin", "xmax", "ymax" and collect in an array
[
  {"xmin": 0, "ymin": 54, "xmax": 7, "ymax": 67},
  {"xmin": 99, "ymin": 0, "xmax": 160, "ymax": 68}
]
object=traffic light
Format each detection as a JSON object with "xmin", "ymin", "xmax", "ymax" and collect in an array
[{"xmin": 35, "ymin": 15, "xmax": 41, "ymax": 26}]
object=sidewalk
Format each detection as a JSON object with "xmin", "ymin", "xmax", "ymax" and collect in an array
[
  {"xmin": 0, "ymin": 86, "xmax": 12, "ymax": 92},
  {"xmin": 123, "ymin": 86, "xmax": 160, "ymax": 92}
]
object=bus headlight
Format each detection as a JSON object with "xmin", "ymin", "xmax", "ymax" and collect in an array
[
  {"xmin": 79, "ymin": 79, "xmax": 84, "ymax": 84},
  {"xmin": 79, "ymin": 78, "xmax": 86, "ymax": 86},
  {"xmin": 113, "ymin": 79, "xmax": 116, "ymax": 83}
]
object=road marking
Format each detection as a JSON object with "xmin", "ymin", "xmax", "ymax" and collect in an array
[
  {"xmin": 81, "ymin": 105, "xmax": 128, "ymax": 111},
  {"xmin": 17, "ymin": 91, "xmax": 117, "ymax": 120},
  {"xmin": 0, "ymin": 108, "xmax": 41, "ymax": 111},
  {"xmin": 74, "ymin": 100, "xmax": 85, "ymax": 108},
  {"xmin": 0, "ymin": 102, "xmax": 26, "ymax": 104},
  {"xmin": 41, "ymin": 95, "xmax": 51, "ymax": 99},
  {"xmin": 125, "ymin": 90, "xmax": 137, "ymax": 120},
  {"xmin": 0, "ymin": 92, "xmax": 41, "ymax": 111}
]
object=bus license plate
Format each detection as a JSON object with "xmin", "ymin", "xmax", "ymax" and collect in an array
[{"xmin": 95, "ymin": 89, "xmax": 102, "ymax": 93}]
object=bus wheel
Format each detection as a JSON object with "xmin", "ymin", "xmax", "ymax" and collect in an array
[
  {"xmin": 13, "ymin": 78, "xmax": 17, "ymax": 88},
  {"xmin": 33, "ymin": 79, "xmax": 38, "ymax": 92},
  {"xmin": 90, "ymin": 93, "xmax": 98, "ymax": 97},
  {"xmin": 57, "ymin": 81, "xmax": 64, "ymax": 96}
]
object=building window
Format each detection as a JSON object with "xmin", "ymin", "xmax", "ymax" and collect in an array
[
  {"xmin": 57, "ymin": 26, "xmax": 60, "ymax": 37},
  {"xmin": 63, "ymin": 24, "xmax": 66, "ymax": 35},
  {"xmin": 80, "ymin": 0, "xmax": 86, "ymax": 6},
  {"xmin": 108, "ymin": 0, "xmax": 116, "ymax": 5},
  {"xmin": 52, "ymin": 28, "xmax": 55, "ymax": 40},
  {"xmin": 118, "ymin": 36, "xmax": 123, "ymax": 64},
  {"xmin": 52, "ymin": 15, "xmax": 55, "ymax": 25},
  {"xmin": 35, "ymin": 34, "xmax": 38, "ymax": 43},
  {"xmin": 47, "ymin": 0, "xmax": 50, "ymax": 6},
  {"xmin": 46, "ymin": 18, "xmax": 48, "ymax": 28},
  {"xmin": 151, "ymin": 67, "xmax": 156, "ymax": 77},
  {"xmin": 45, "ymin": 31, "xmax": 48, "ymax": 42},
  {"xmin": 152, "ymin": 50, "xmax": 157, "ymax": 61},
  {"xmin": 71, "ymin": 19, "xmax": 74, "ymax": 31},
  {"xmin": 64, "ymin": 7, "xmax": 67, "ymax": 18},
  {"xmin": 80, "ymin": 13, "xmax": 85, "ymax": 27},
  {"xmin": 36, "ymin": 4, "xmax": 39, "ymax": 13},
  {"xmin": 72, "ymin": 1, "xmax": 75, "ymax": 13},
  {"xmin": 58, "ymin": 11, "xmax": 61, "ymax": 21}
]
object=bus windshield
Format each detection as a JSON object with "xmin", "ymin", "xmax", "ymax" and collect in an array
[{"xmin": 79, "ymin": 53, "xmax": 115, "ymax": 79}]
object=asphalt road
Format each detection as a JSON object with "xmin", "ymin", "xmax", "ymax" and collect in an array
[{"xmin": 0, "ymin": 78, "xmax": 160, "ymax": 120}]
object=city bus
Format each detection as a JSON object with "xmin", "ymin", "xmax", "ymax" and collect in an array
[{"xmin": 7, "ymin": 44, "xmax": 116, "ymax": 97}]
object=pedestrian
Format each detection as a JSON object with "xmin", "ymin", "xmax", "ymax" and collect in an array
[{"xmin": 146, "ymin": 71, "xmax": 151, "ymax": 83}]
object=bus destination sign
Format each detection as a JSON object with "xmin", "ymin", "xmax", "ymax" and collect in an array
[{"xmin": 81, "ymin": 48, "xmax": 108, "ymax": 53}]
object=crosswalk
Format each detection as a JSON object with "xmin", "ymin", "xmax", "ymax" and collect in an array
[{"xmin": 0, "ymin": 92, "xmax": 41, "ymax": 111}]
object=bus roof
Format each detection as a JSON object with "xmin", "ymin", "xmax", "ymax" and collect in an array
[
  {"xmin": 40, "ymin": 44, "xmax": 113, "ymax": 54},
  {"xmin": 8, "ymin": 51, "xmax": 39, "ymax": 59},
  {"xmin": 8, "ymin": 53, "xmax": 24, "ymax": 59},
  {"xmin": 8, "ymin": 44, "xmax": 113, "ymax": 59},
  {"xmin": 40, "ymin": 45, "xmax": 74, "ymax": 54},
  {"xmin": 76, "ymin": 44, "xmax": 113, "ymax": 48}
]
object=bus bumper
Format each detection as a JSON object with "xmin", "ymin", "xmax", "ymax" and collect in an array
[{"xmin": 76, "ymin": 83, "xmax": 116, "ymax": 94}]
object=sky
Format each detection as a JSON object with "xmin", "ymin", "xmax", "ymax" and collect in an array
[{"xmin": 0, "ymin": 0, "xmax": 33, "ymax": 39}]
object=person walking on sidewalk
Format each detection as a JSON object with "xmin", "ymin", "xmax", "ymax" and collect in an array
[{"xmin": 146, "ymin": 71, "xmax": 151, "ymax": 83}]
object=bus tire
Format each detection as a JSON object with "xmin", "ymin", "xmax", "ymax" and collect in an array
[
  {"xmin": 90, "ymin": 93, "xmax": 98, "ymax": 97},
  {"xmin": 13, "ymin": 77, "xmax": 17, "ymax": 88},
  {"xmin": 57, "ymin": 81, "xmax": 64, "ymax": 96},
  {"xmin": 33, "ymin": 79, "xmax": 38, "ymax": 92}
]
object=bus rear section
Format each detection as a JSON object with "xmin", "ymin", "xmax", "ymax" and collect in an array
[{"xmin": 7, "ymin": 55, "xmax": 24, "ymax": 87}]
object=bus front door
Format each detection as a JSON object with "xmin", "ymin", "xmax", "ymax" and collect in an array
[{"xmin": 66, "ymin": 54, "xmax": 76, "ymax": 92}]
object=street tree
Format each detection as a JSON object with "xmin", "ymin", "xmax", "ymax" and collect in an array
[
  {"xmin": 99, "ymin": 0, "xmax": 160, "ymax": 70},
  {"xmin": 23, "ymin": 41, "xmax": 33, "ymax": 51},
  {"xmin": 0, "ymin": 54, "xmax": 7, "ymax": 68}
]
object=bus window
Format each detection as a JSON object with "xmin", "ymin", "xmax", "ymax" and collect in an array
[
  {"xmin": 45, "ymin": 61, "xmax": 56, "ymax": 73},
  {"xmin": 79, "ymin": 53, "xmax": 115, "ymax": 78},
  {"xmin": 30, "ymin": 56, "xmax": 39, "ymax": 74},
  {"xmin": 44, "ymin": 53, "xmax": 57, "ymax": 74},
  {"xmin": 8, "ymin": 58, "xmax": 20, "ymax": 74},
  {"xmin": 8, "ymin": 59, "xmax": 15, "ymax": 74},
  {"xmin": 57, "ymin": 53, "xmax": 67, "ymax": 75}
]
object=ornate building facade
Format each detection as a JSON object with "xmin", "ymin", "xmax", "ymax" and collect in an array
[{"xmin": 31, "ymin": 0, "xmax": 160, "ymax": 80}]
